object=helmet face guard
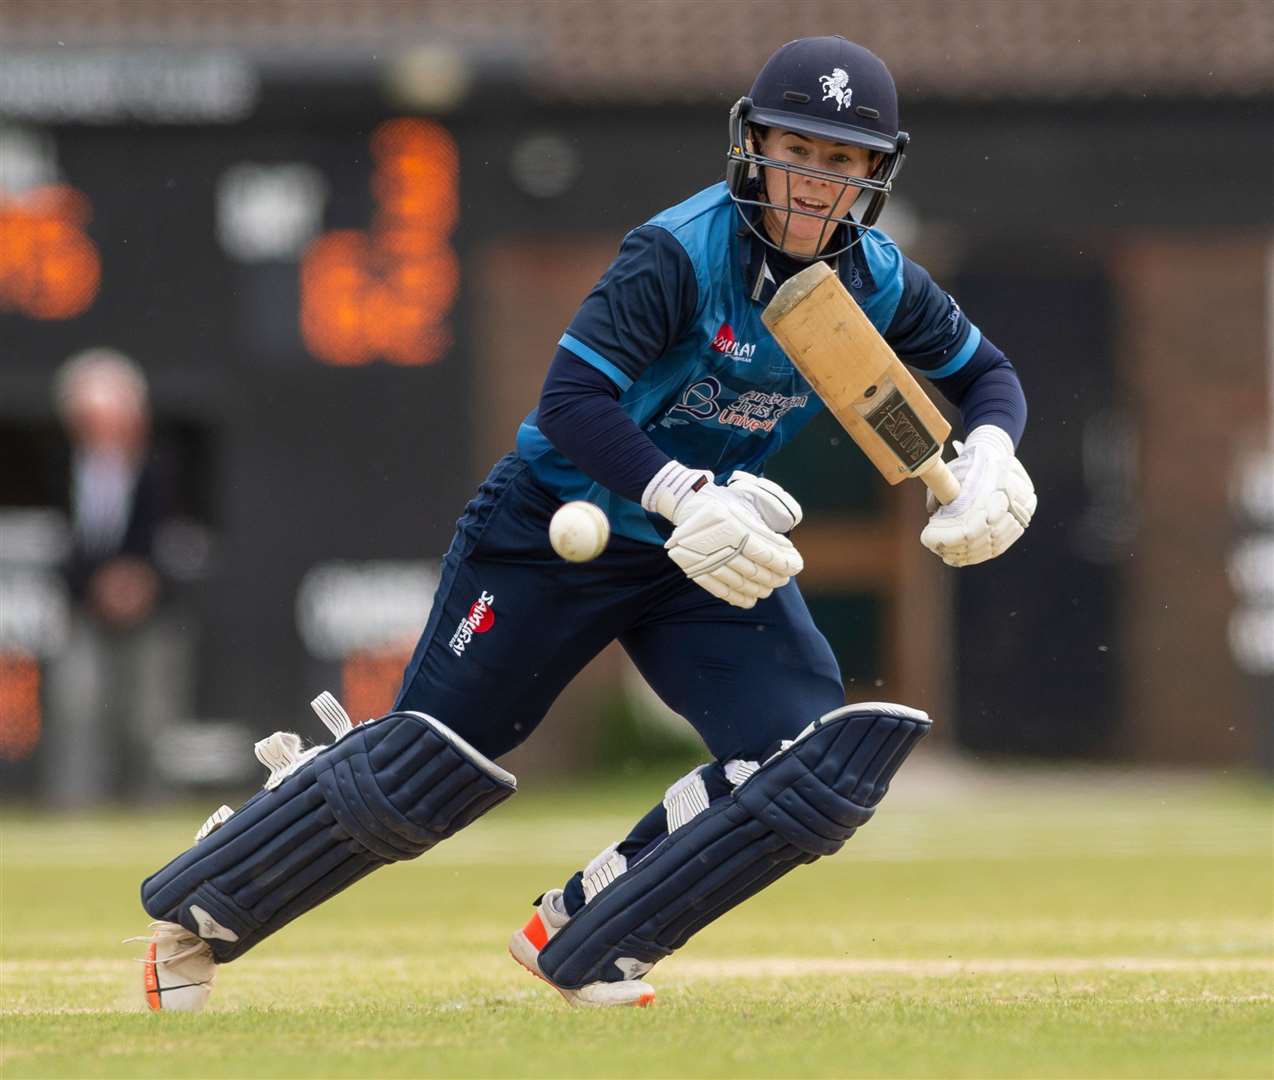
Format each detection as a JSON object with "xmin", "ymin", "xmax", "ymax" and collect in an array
[{"xmin": 726, "ymin": 96, "xmax": 909, "ymax": 261}]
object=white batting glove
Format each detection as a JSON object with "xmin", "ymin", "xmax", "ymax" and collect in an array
[
  {"xmin": 920, "ymin": 425, "xmax": 1037, "ymax": 567},
  {"xmin": 725, "ymin": 471, "xmax": 803, "ymax": 533},
  {"xmin": 642, "ymin": 461, "xmax": 804, "ymax": 609}
]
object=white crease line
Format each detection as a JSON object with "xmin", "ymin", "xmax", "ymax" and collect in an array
[
  {"xmin": 667, "ymin": 957, "xmax": 1274, "ymax": 977},
  {"xmin": 6, "ymin": 956, "xmax": 1271, "ymax": 981}
]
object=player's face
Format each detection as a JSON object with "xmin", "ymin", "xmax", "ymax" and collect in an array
[{"xmin": 757, "ymin": 130, "xmax": 880, "ymax": 257}]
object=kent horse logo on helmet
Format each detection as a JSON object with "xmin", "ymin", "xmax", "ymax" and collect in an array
[{"xmin": 818, "ymin": 68, "xmax": 853, "ymax": 111}]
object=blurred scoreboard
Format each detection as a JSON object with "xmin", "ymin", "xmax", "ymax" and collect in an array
[{"xmin": 0, "ymin": 93, "xmax": 475, "ymax": 730}]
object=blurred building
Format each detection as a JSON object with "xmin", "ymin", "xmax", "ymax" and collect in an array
[{"xmin": 1, "ymin": 0, "xmax": 1270, "ymax": 784}]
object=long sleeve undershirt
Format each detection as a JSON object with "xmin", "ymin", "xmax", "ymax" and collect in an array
[
  {"xmin": 535, "ymin": 340, "xmax": 1026, "ymax": 505},
  {"xmin": 534, "ymin": 219, "xmax": 1027, "ymax": 503},
  {"xmin": 535, "ymin": 347, "xmax": 669, "ymax": 503}
]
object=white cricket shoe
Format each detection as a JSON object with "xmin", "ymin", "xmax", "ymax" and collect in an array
[
  {"xmin": 508, "ymin": 889, "xmax": 655, "ymax": 1007},
  {"xmin": 125, "ymin": 921, "xmax": 216, "ymax": 1011}
]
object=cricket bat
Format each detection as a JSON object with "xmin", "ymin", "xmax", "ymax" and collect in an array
[{"xmin": 762, "ymin": 261, "xmax": 961, "ymax": 505}]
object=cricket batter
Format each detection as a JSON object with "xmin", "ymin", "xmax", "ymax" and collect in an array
[{"xmin": 133, "ymin": 36, "xmax": 1036, "ymax": 1009}]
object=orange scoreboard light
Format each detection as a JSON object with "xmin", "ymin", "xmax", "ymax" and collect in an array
[
  {"xmin": 0, "ymin": 184, "xmax": 101, "ymax": 321},
  {"xmin": 300, "ymin": 118, "xmax": 460, "ymax": 367},
  {"xmin": 0, "ymin": 102, "xmax": 476, "ymax": 736}
]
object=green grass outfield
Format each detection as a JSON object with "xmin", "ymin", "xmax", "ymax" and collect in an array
[{"xmin": 3, "ymin": 758, "xmax": 1271, "ymax": 1079}]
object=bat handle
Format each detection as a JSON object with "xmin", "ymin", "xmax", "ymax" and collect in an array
[{"xmin": 918, "ymin": 455, "xmax": 960, "ymax": 506}]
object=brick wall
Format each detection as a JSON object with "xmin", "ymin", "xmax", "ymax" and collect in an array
[{"xmin": 1113, "ymin": 233, "xmax": 1271, "ymax": 763}]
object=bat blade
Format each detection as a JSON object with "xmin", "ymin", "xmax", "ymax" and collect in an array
[{"xmin": 762, "ymin": 261, "xmax": 960, "ymax": 504}]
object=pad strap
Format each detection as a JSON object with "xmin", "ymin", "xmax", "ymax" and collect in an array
[
  {"xmin": 141, "ymin": 711, "xmax": 515, "ymax": 962},
  {"xmin": 537, "ymin": 703, "xmax": 929, "ymax": 988}
]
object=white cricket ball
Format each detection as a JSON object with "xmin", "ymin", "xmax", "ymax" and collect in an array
[{"xmin": 549, "ymin": 501, "xmax": 610, "ymax": 562}]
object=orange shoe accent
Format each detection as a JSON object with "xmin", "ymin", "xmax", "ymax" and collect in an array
[
  {"xmin": 637, "ymin": 991, "xmax": 656, "ymax": 1007},
  {"xmin": 143, "ymin": 942, "xmax": 162, "ymax": 1011},
  {"xmin": 521, "ymin": 912, "xmax": 549, "ymax": 951}
]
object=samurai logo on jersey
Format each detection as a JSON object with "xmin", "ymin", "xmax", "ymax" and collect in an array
[
  {"xmin": 449, "ymin": 591, "xmax": 495, "ymax": 657},
  {"xmin": 710, "ymin": 323, "xmax": 756, "ymax": 362}
]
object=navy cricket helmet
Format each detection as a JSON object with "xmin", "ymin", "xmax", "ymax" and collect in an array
[{"xmin": 727, "ymin": 36, "xmax": 910, "ymax": 258}]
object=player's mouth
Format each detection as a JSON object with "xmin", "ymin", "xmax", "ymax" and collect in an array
[{"xmin": 793, "ymin": 196, "xmax": 830, "ymax": 213}]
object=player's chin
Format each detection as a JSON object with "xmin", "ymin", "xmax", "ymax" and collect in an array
[
  {"xmin": 791, "ymin": 206, "xmax": 840, "ymax": 234},
  {"xmin": 765, "ymin": 209, "xmax": 834, "ymax": 257},
  {"xmin": 781, "ymin": 223, "xmax": 831, "ymax": 257}
]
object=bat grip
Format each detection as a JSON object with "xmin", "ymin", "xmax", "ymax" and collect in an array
[{"xmin": 918, "ymin": 456, "xmax": 960, "ymax": 506}]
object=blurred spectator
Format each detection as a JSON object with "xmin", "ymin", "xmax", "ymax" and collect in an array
[{"xmin": 43, "ymin": 348, "xmax": 193, "ymax": 806}]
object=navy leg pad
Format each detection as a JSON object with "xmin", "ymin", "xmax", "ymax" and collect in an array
[
  {"xmin": 141, "ymin": 712, "xmax": 516, "ymax": 962},
  {"xmin": 537, "ymin": 702, "xmax": 930, "ymax": 989}
]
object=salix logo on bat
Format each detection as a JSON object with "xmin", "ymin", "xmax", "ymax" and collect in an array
[
  {"xmin": 449, "ymin": 591, "xmax": 496, "ymax": 656},
  {"xmin": 859, "ymin": 388, "xmax": 939, "ymax": 468},
  {"xmin": 818, "ymin": 68, "xmax": 853, "ymax": 111}
]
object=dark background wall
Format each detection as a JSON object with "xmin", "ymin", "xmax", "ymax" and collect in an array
[{"xmin": 2, "ymin": 55, "xmax": 1271, "ymax": 772}]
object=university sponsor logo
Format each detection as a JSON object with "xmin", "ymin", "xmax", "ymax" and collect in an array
[
  {"xmin": 709, "ymin": 322, "xmax": 756, "ymax": 362},
  {"xmin": 449, "ymin": 591, "xmax": 495, "ymax": 656},
  {"xmin": 662, "ymin": 379, "xmax": 809, "ymax": 434},
  {"xmin": 669, "ymin": 376, "xmax": 722, "ymax": 420},
  {"xmin": 717, "ymin": 388, "xmax": 810, "ymax": 433},
  {"xmin": 818, "ymin": 68, "xmax": 853, "ymax": 111}
]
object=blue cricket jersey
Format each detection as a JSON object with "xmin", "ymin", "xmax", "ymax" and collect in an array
[{"xmin": 516, "ymin": 182, "xmax": 1009, "ymax": 545}]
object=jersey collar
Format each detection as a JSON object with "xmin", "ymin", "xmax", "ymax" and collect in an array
[{"xmin": 736, "ymin": 218, "xmax": 877, "ymax": 307}]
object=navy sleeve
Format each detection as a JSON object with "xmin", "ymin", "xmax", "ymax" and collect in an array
[
  {"xmin": 886, "ymin": 255, "xmax": 1027, "ymax": 446},
  {"xmin": 536, "ymin": 349, "xmax": 671, "ymax": 503},
  {"xmin": 934, "ymin": 336, "xmax": 1028, "ymax": 446},
  {"xmin": 886, "ymin": 255, "xmax": 981, "ymax": 373},
  {"xmin": 558, "ymin": 225, "xmax": 699, "ymax": 389}
]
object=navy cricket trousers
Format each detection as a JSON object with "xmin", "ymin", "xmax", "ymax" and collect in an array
[{"xmin": 395, "ymin": 454, "xmax": 845, "ymax": 764}]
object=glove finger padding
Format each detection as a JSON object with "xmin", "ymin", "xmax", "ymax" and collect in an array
[
  {"xmin": 664, "ymin": 501, "xmax": 753, "ymax": 577},
  {"xmin": 1004, "ymin": 458, "xmax": 1037, "ymax": 527},
  {"xmin": 669, "ymin": 530, "xmax": 791, "ymax": 604},
  {"xmin": 924, "ymin": 502, "xmax": 1025, "ymax": 566},
  {"xmin": 741, "ymin": 531, "xmax": 803, "ymax": 576},
  {"xmin": 989, "ymin": 508, "xmax": 1026, "ymax": 548},
  {"xmin": 922, "ymin": 427, "xmax": 1035, "ymax": 567},
  {"xmin": 726, "ymin": 553, "xmax": 789, "ymax": 591},
  {"xmin": 648, "ymin": 462, "xmax": 805, "ymax": 609},
  {"xmin": 665, "ymin": 534, "xmax": 741, "ymax": 579},
  {"xmin": 706, "ymin": 562, "xmax": 770, "ymax": 598},
  {"xmin": 665, "ymin": 519, "xmax": 797, "ymax": 609},
  {"xmin": 694, "ymin": 572, "xmax": 752, "ymax": 607},
  {"xmin": 725, "ymin": 472, "xmax": 803, "ymax": 533}
]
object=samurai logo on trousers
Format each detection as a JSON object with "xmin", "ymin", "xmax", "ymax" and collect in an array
[
  {"xmin": 449, "ymin": 591, "xmax": 496, "ymax": 656},
  {"xmin": 818, "ymin": 68, "xmax": 853, "ymax": 111}
]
